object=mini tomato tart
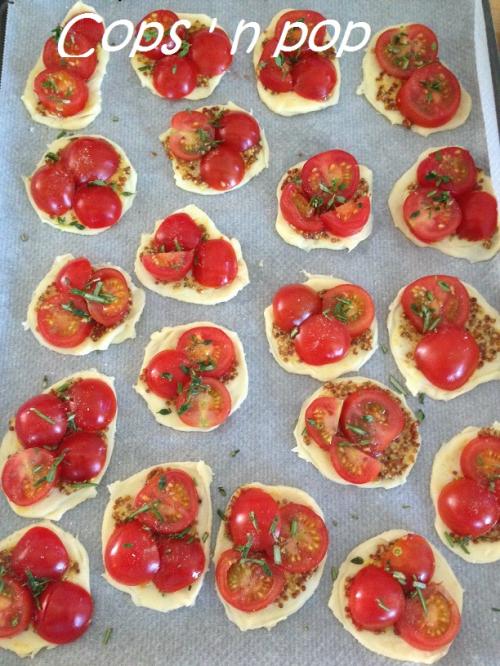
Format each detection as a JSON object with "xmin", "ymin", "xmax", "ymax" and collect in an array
[
  {"xmin": 0, "ymin": 370, "xmax": 116, "ymax": 521},
  {"xmin": 389, "ymin": 146, "xmax": 499, "ymax": 262},
  {"xmin": 265, "ymin": 275, "xmax": 378, "ymax": 381},
  {"xmin": 0, "ymin": 521, "xmax": 92, "ymax": 657},
  {"xmin": 102, "ymin": 461, "xmax": 212, "ymax": 612},
  {"xmin": 160, "ymin": 101, "xmax": 269, "ymax": 194},
  {"xmin": 430, "ymin": 423, "xmax": 500, "ymax": 564},
  {"xmin": 329, "ymin": 530, "xmax": 462, "ymax": 663},
  {"xmin": 253, "ymin": 9, "xmax": 340, "ymax": 116},
  {"xmin": 388, "ymin": 274, "xmax": 500, "ymax": 400},
  {"xmin": 24, "ymin": 134, "xmax": 137, "ymax": 235},
  {"xmin": 293, "ymin": 377, "xmax": 421, "ymax": 489},
  {"xmin": 21, "ymin": 2, "xmax": 108, "ymax": 130},
  {"xmin": 214, "ymin": 483, "xmax": 328, "ymax": 630},
  {"xmin": 357, "ymin": 24, "xmax": 471, "ymax": 136},
  {"xmin": 275, "ymin": 150, "xmax": 373, "ymax": 251},
  {"xmin": 131, "ymin": 11, "xmax": 231, "ymax": 101},
  {"xmin": 24, "ymin": 254, "xmax": 145, "ymax": 356},
  {"xmin": 135, "ymin": 322, "xmax": 248, "ymax": 432},
  {"xmin": 134, "ymin": 204, "xmax": 249, "ymax": 303}
]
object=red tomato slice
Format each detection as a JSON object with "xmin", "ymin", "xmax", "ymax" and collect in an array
[
  {"xmin": 279, "ymin": 182, "xmax": 324, "ymax": 233},
  {"xmin": 401, "ymin": 275, "xmax": 470, "ymax": 334},
  {"xmin": 145, "ymin": 349, "xmax": 189, "ymax": 400},
  {"xmin": 133, "ymin": 468, "xmax": 199, "ymax": 534},
  {"xmin": 11, "ymin": 526, "xmax": 69, "ymax": 581},
  {"xmin": 176, "ymin": 377, "xmax": 231, "ymax": 428},
  {"xmin": 37, "ymin": 292, "xmax": 92, "ymax": 348},
  {"xmin": 294, "ymin": 314, "xmax": 350, "ymax": 365},
  {"xmin": 60, "ymin": 137, "xmax": 120, "ymax": 185},
  {"xmin": 153, "ymin": 537, "xmax": 206, "ymax": 593},
  {"xmin": 176, "ymin": 326, "xmax": 235, "ymax": 378},
  {"xmin": 55, "ymin": 257, "xmax": 93, "ymax": 293},
  {"xmin": 215, "ymin": 548, "xmax": 285, "ymax": 612},
  {"xmin": 395, "ymin": 584, "xmax": 461, "ymax": 651},
  {"xmin": 30, "ymin": 163, "xmax": 75, "ymax": 216},
  {"xmin": 347, "ymin": 565, "xmax": 405, "ymax": 630},
  {"xmin": 141, "ymin": 250, "xmax": 194, "ymax": 282},
  {"xmin": 272, "ymin": 283, "xmax": 322, "ymax": 332},
  {"xmin": 414, "ymin": 326, "xmax": 480, "ymax": 391},
  {"xmin": 257, "ymin": 38, "xmax": 294, "ymax": 93},
  {"xmin": 0, "ymin": 577, "xmax": 33, "ymax": 638},
  {"xmin": 228, "ymin": 487, "xmax": 281, "ymax": 552},
  {"xmin": 380, "ymin": 533, "xmax": 435, "ymax": 592},
  {"xmin": 215, "ymin": 111, "xmax": 260, "ymax": 152},
  {"xmin": 375, "ymin": 24, "xmax": 438, "ymax": 79},
  {"xmin": 301, "ymin": 150, "xmax": 360, "ymax": 200},
  {"xmin": 274, "ymin": 10, "xmax": 327, "ymax": 49},
  {"xmin": 153, "ymin": 55, "xmax": 197, "ymax": 99},
  {"xmin": 460, "ymin": 435, "xmax": 500, "ymax": 485},
  {"xmin": 137, "ymin": 9, "xmax": 181, "ymax": 60},
  {"xmin": 322, "ymin": 284, "xmax": 375, "ymax": 338},
  {"xmin": 104, "ymin": 522, "xmax": 160, "ymax": 585},
  {"xmin": 189, "ymin": 28, "xmax": 232, "ymax": 77},
  {"xmin": 193, "ymin": 239, "xmax": 238, "ymax": 287},
  {"xmin": 67, "ymin": 377, "xmax": 117, "ymax": 431},
  {"xmin": 153, "ymin": 212, "xmax": 203, "ymax": 251},
  {"xmin": 438, "ymin": 477, "xmax": 498, "ymax": 537},
  {"xmin": 86, "ymin": 268, "xmax": 131, "ymax": 327},
  {"xmin": 1, "ymin": 448, "xmax": 59, "ymax": 506},
  {"xmin": 33, "ymin": 581, "xmax": 93, "ymax": 644},
  {"xmin": 168, "ymin": 110, "xmax": 215, "ymax": 161},
  {"xmin": 321, "ymin": 196, "xmax": 371, "ymax": 237},
  {"xmin": 403, "ymin": 187, "xmax": 461, "ymax": 243},
  {"xmin": 397, "ymin": 62, "xmax": 461, "ymax": 128},
  {"xmin": 416, "ymin": 147, "xmax": 477, "ymax": 197},
  {"xmin": 330, "ymin": 442, "xmax": 382, "ymax": 484},
  {"xmin": 73, "ymin": 183, "xmax": 122, "ymax": 229},
  {"xmin": 15, "ymin": 393, "xmax": 67, "ymax": 449},
  {"xmin": 34, "ymin": 68, "xmax": 88, "ymax": 117},
  {"xmin": 57, "ymin": 431, "xmax": 107, "ymax": 482},
  {"xmin": 277, "ymin": 503, "xmax": 328, "ymax": 573},
  {"xmin": 200, "ymin": 145, "xmax": 245, "ymax": 191},
  {"xmin": 292, "ymin": 53, "xmax": 337, "ymax": 101},
  {"xmin": 42, "ymin": 32, "xmax": 97, "ymax": 80},
  {"xmin": 456, "ymin": 190, "xmax": 498, "ymax": 241},
  {"xmin": 305, "ymin": 396, "xmax": 343, "ymax": 450},
  {"xmin": 69, "ymin": 15, "xmax": 105, "ymax": 46}
]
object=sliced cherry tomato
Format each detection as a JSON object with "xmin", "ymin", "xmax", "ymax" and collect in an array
[
  {"xmin": 215, "ymin": 111, "xmax": 260, "ymax": 152},
  {"xmin": 375, "ymin": 24, "xmax": 438, "ymax": 79},
  {"xmin": 416, "ymin": 147, "xmax": 477, "ymax": 197},
  {"xmin": 200, "ymin": 145, "xmax": 245, "ymax": 191},
  {"xmin": 380, "ymin": 534, "xmax": 435, "ymax": 592},
  {"xmin": 294, "ymin": 314, "xmax": 350, "ymax": 365},
  {"xmin": 229, "ymin": 487, "xmax": 281, "ymax": 551},
  {"xmin": 305, "ymin": 396, "xmax": 343, "ymax": 450},
  {"xmin": 37, "ymin": 293, "xmax": 92, "ymax": 348},
  {"xmin": 347, "ymin": 565, "xmax": 405, "ymax": 630},
  {"xmin": 322, "ymin": 284, "xmax": 375, "ymax": 338},
  {"xmin": 43, "ymin": 32, "xmax": 97, "ymax": 80},
  {"xmin": 0, "ymin": 577, "xmax": 33, "ymax": 638},
  {"xmin": 153, "ymin": 55, "xmax": 197, "ymax": 99},
  {"xmin": 141, "ymin": 250, "xmax": 194, "ymax": 282},
  {"xmin": 292, "ymin": 53, "xmax": 337, "ymax": 101},
  {"xmin": 57, "ymin": 431, "xmax": 106, "ymax": 482},
  {"xmin": 460, "ymin": 435, "xmax": 500, "ymax": 485},
  {"xmin": 168, "ymin": 111, "xmax": 215, "ymax": 162},
  {"xmin": 403, "ymin": 187, "xmax": 461, "ymax": 243},
  {"xmin": 33, "ymin": 581, "xmax": 92, "ymax": 644},
  {"xmin": 73, "ymin": 183, "xmax": 122, "ymax": 229},
  {"xmin": 30, "ymin": 163, "xmax": 75, "ymax": 216},
  {"xmin": 414, "ymin": 326, "xmax": 479, "ymax": 391},
  {"xmin": 339, "ymin": 388, "xmax": 405, "ymax": 454},
  {"xmin": 137, "ymin": 9, "xmax": 181, "ymax": 60},
  {"xmin": 189, "ymin": 28, "xmax": 232, "ymax": 77},
  {"xmin": 330, "ymin": 442, "xmax": 382, "ymax": 484},
  {"xmin": 69, "ymin": 15, "xmax": 105, "ymax": 46},
  {"xmin": 176, "ymin": 377, "xmax": 231, "ymax": 429},
  {"xmin": 60, "ymin": 137, "xmax": 120, "ymax": 185},
  {"xmin": 104, "ymin": 522, "xmax": 160, "ymax": 585},
  {"xmin": 456, "ymin": 190, "xmax": 498, "ymax": 241},
  {"xmin": 153, "ymin": 212, "xmax": 202, "ymax": 250},
  {"xmin": 176, "ymin": 326, "xmax": 235, "ymax": 378},
  {"xmin": 193, "ymin": 239, "xmax": 238, "ymax": 288},
  {"xmin": 153, "ymin": 537, "xmax": 206, "ymax": 593},
  {"xmin": 301, "ymin": 150, "xmax": 360, "ymax": 200},
  {"xmin": 134, "ymin": 468, "xmax": 199, "ymax": 535},
  {"xmin": 277, "ymin": 503, "xmax": 328, "ymax": 573},
  {"xmin": 397, "ymin": 62, "xmax": 461, "ymax": 128},
  {"xmin": 86, "ymin": 268, "xmax": 130, "ymax": 327},
  {"xmin": 1, "ymin": 447, "xmax": 59, "ymax": 506},
  {"xmin": 401, "ymin": 275, "xmax": 470, "ymax": 334},
  {"xmin": 145, "ymin": 349, "xmax": 189, "ymax": 400},
  {"xmin": 395, "ymin": 583, "xmax": 461, "ymax": 651},
  {"xmin": 438, "ymin": 477, "xmax": 498, "ymax": 537},
  {"xmin": 67, "ymin": 378, "xmax": 117, "ymax": 432},
  {"xmin": 272, "ymin": 283, "xmax": 322, "ymax": 332},
  {"xmin": 15, "ymin": 393, "xmax": 67, "ymax": 449},
  {"xmin": 321, "ymin": 196, "xmax": 371, "ymax": 237},
  {"xmin": 280, "ymin": 182, "xmax": 324, "ymax": 233},
  {"xmin": 274, "ymin": 10, "xmax": 326, "ymax": 49},
  {"xmin": 34, "ymin": 68, "xmax": 88, "ymax": 117},
  {"xmin": 11, "ymin": 526, "xmax": 69, "ymax": 581},
  {"xmin": 257, "ymin": 38, "xmax": 294, "ymax": 93},
  {"xmin": 215, "ymin": 548, "xmax": 285, "ymax": 612},
  {"xmin": 55, "ymin": 257, "xmax": 93, "ymax": 293}
]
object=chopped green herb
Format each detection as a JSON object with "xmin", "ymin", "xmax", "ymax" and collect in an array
[
  {"xmin": 290, "ymin": 518, "xmax": 298, "ymax": 537},
  {"xmin": 249, "ymin": 511, "xmax": 258, "ymax": 530},
  {"xmin": 217, "ymin": 486, "xmax": 227, "ymax": 497},
  {"xmin": 102, "ymin": 627, "xmax": 113, "ymax": 646},
  {"xmin": 61, "ymin": 301, "xmax": 91, "ymax": 320},
  {"xmin": 381, "ymin": 344, "xmax": 388, "ymax": 354},
  {"xmin": 418, "ymin": 393, "xmax": 425, "ymax": 404},
  {"xmin": 389, "ymin": 375, "xmax": 408, "ymax": 396},
  {"xmin": 157, "ymin": 408, "xmax": 172, "ymax": 416},
  {"xmin": 217, "ymin": 508, "xmax": 225, "ymax": 521},
  {"xmin": 416, "ymin": 409, "xmax": 425, "ymax": 423},
  {"xmin": 438, "ymin": 280, "xmax": 451, "ymax": 292},
  {"xmin": 45, "ymin": 151, "xmax": 59, "ymax": 163},
  {"xmin": 350, "ymin": 556, "xmax": 364, "ymax": 565},
  {"xmin": 376, "ymin": 598, "xmax": 390, "ymax": 612},
  {"xmin": 273, "ymin": 544, "xmax": 282, "ymax": 565},
  {"xmin": 230, "ymin": 449, "xmax": 240, "ymax": 458},
  {"xmin": 331, "ymin": 566, "xmax": 338, "ymax": 582},
  {"xmin": 29, "ymin": 407, "xmax": 55, "ymax": 425}
]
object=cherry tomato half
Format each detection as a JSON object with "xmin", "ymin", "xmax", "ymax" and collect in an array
[
  {"xmin": 274, "ymin": 9, "xmax": 327, "ymax": 50},
  {"xmin": 176, "ymin": 377, "xmax": 231, "ymax": 429},
  {"xmin": 43, "ymin": 32, "xmax": 97, "ymax": 81},
  {"xmin": 380, "ymin": 533, "xmax": 435, "ymax": 592},
  {"xmin": 176, "ymin": 326, "xmax": 235, "ymax": 378},
  {"xmin": 189, "ymin": 28, "xmax": 232, "ymax": 77},
  {"xmin": 60, "ymin": 137, "xmax": 120, "ymax": 185},
  {"xmin": 292, "ymin": 53, "xmax": 337, "ymax": 101},
  {"xmin": 145, "ymin": 349, "xmax": 189, "ymax": 400},
  {"xmin": 153, "ymin": 212, "xmax": 203, "ymax": 251},
  {"xmin": 277, "ymin": 502, "xmax": 328, "ymax": 574},
  {"xmin": 322, "ymin": 284, "xmax": 375, "ymax": 338},
  {"xmin": 229, "ymin": 487, "xmax": 281, "ymax": 552},
  {"xmin": 153, "ymin": 55, "xmax": 197, "ymax": 99},
  {"xmin": 73, "ymin": 183, "xmax": 122, "ymax": 229},
  {"xmin": 215, "ymin": 111, "xmax": 260, "ymax": 152},
  {"xmin": 403, "ymin": 187, "xmax": 461, "ymax": 243},
  {"xmin": 153, "ymin": 537, "xmax": 206, "ymax": 593},
  {"xmin": 280, "ymin": 183, "xmax": 323, "ymax": 233},
  {"xmin": 0, "ymin": 577, "xmax": 33, "ymax": 638},
  {"xmin": 416, "ymin": 147, "xmax": 477, "ymax": 197},
  {"xmin": 321, "ymin": 196, "xmax": 371, "ymax": 238},
  {"xmin": 168, "ymin": 111, "xmax": 215, "ymax": 161},
  {"xmin": 330, "ymin": 441, "xmax": 382, "ymax": 484},
  {"xmin": 375, "ymin": 24, "xmax": 438, "ymax": 79},
  {"xmin": 347, "ymin": 565, "xmax": 405, "ymax": 630},
  {"xmin": 141, "ymin": 250, "xmax": 195, "ymax": 283},
  {"xmin": 200, "ymin": 146, "xmax": 245, "ymax": 191},
  {"xmin": 294, "ymin": 314, "xmax": 350, "ymax": 365},
  {"xmin": 272, "ymin": 284, "xmax": 322, "ymax": 332},
  {"xmin": 33, "ymin": 581, "xmax": 93, "ymax": 644},
  {"xmin": 15, "ymin": 393, "xmax": 67, "ymax": 449},
  {"xmin": 67, "ymin": 378, "xmax": 117, "ymax": 432},
  {"xmin": 34, "ymin": 68, "xmax": 88, "ymax": 117},
  {"xmin": 37, "ymin": 292, "xmax": 92, "ymax": 348},
  {"xmin": 137, "ymin": 9, "xmax": 181, "ymax": 60},
  {"xmin": 30, "ymin": 163, "xmax": 75, "ymax": 216},
  {"xmin": 69, "ymin": 14, "xmax": 105, "ymax": 46},
  {"xmin": 11, "ymin": 526, "xmax": 69, "ymax": 581},
  {"xmin": 305, "ymin": 396, "xmax": 343, "ymax": 450},
  {"xmin": 456, "ymin": 190, "xmax": 498, "ymax": 241},
  {"xmin": 57, "ymin": 431, "xmax": 107, "ymax": 482},
  {"xmin": 2, "ymin": 447, "xmax": 59, "ymax": 506},
  {"xmin": 301, "ymin": 150, "xmax": 359, "ymax": 200},
  {"xmin": 460, "ymin": 435, "xmax": 500, "ymax": 485},
  {"xmin": 104, "ymin": 522, "xmax": 160, "ymax": 585},
  {"xmin": 257, "ymin": 38, "xmax": 293, "ymax": 93},
  {"xmin": 193, "ymin": 239, "xmax": 238, "ymax": 288},
  {"xmin": 55, "ymin": 257, "xmax": 93, "ymax": 294},
  {"xmin": 438, "ymin": 477, "xmax": 498, "ymax": 537},
  {"xmin": 86, "ymin": 268, "xmax": 130, "ymax": 327},
  {"xmin": 401, "ymin": 275, "xmax": 470, "ymax": 334}
]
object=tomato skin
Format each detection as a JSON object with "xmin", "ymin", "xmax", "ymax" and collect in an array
[
  {"xmin": 153, "ymin": 56, "xmax": 197, "ymax": 99},
  {"xmin": 277, "ymin": 503, "xmax": 329, "ymax": 574},
  {"xmin": 292, "ymin": 53, "xmax": 337, "ymax": 101},
  {"xmin": 193, "ymin": 239, "xmax": 238, "ymax": 288},
  {"xmin": 73, "ymin": 184, "xmax": 122, "ymax": 229},
  {"xmin": 416, "ymin": 147, "xmax": 477, "ymax": 197},
  {"xmin": 42, "ymin": 32, "xmax": 97, "ymax": 81},
  {"xmin": 141, "ymin": 250, "xmax": 195, "ymax": 282},
  {"xmin": 380, "ymin": 534, "xmax": 435, "ymax": 593},
  {"xmin": 456, "ymin": 190, "xmax": 498, "ymax": 241},
  {"xmin": 69, "ymin": 15, "xmax": 104, "ymax": 46},
  {"xmin": 330, "ymin": 442, "xmax": 382, "ymax": 484},
  {"xmin": 15, "ymin": 393, "xmax": 67, "ymax": 449},
  {"xmin": 30, "ymin": 163, "xmax": 75, "ymax": 216},
  {"xmin": 145, "ymin": 349, "xmax": 189, "ymax": 400},
  {"xmin": 272, "ymin": 284, "xmax": 322, "ymax": 332},
  {"xmin": 176, "ymin": 326, "xmax": 235, "ymax": 378},
  {"xmin": 460, "ymin": 435, "xmax": 500, "ymax": 484},
  {"xmin": 280, "ymin": 182, "xmax": 323, "ymax": 233},
  {"xmin": 57, "ymin": 431, "xmax": 107, "ymax": 482},
  {"xmin": 258, "ymin": 38, "xmax": 293, "ymax": 93},
  {"xmin": 375, "ymin": 24, "xmax": 438, "ymax": 79},
  {"xmin": 274, "ymin": 10, "xmax": 326, "ymax": 49},
  {"xmin": 169, "ymin": 111, "xmax": 214, "ymax": 161},
  {"xmin": 34, "ymin": 68, "xmax": 88, "ymax": 117},
  {"xmin": 0, "ymin": 577, "xmax": 33, "ymax": 638},
  {"xmin": 189, "ymin": 28, "xmax": 232, "ymax": 77},
  {"xmin": 2, "ymin": 448, "xmax": 59, "ymax": 506},
  {"xmin": 67, "ymin": 378, "xmax": 117, "ymax": 432},
  {"xmin": 11, "ymin": 526, "xmax": 69, "ymax": 581},
  {"xmin": 200, "ymin": 146, "xmax": 245, "ymax": 191},
  {"xmin": 176, "ymin": 377, "xmax": 231, "ymax": 429},
  {"xmin": 305, "ymin": 396, "xmax": 343, "ymax": 450},
  {"xmin": 294, "ymin": 314, "xmax": 350, "ymax": 365},
  {"xmin": 215, "ymin": 111, "xmax": 260, "ymax": 152},
  {"xmin": 347, "ymin": 565, "xmax": 405, "ymax": 630},
  {"xmin": 137, "ymin": 10, "xmax": 181, "ymax": 60},
  {"xmin": 104, "ymin": 522, "xmax": 160, "ymax": 585},
  {"xmin": 55, "ymin": 257, "xmax": 93, "ymax": 294},
  {"xmin": 403, "ymin": 188, "xmax": 462, "ymax": 243},
  {"xmin": 33, "ymin": 581, "xmax": 93, "ymax": 644},
  {"xmin": 438, "ymin": 477, "xmax": 499, "ymax": 537},
  {"xmin": 37, "ymin": 292, "xmax": 92, "ymax": 348},
  {"xmin": 153, "ymin": 537, "xmax": 206, "ymax": 593},
  {"xmin": 86, "ymin": 267, "xmax": 130, "ymax": 328},
  {"xmin": 154, "ymin": 212, "xmax": 202, "ymax": 251},
  {"xmin": 60, "ymin": 137, "xmax": 120, "ymax": 185},
  {"xmin": 321, "ymin": 196, "xmax": 371, "ymax": 237},
  {"xmin": 301, "ymin": 150, "xmax": 360, "ymax": 200},
  {"xmin": 401, "ymin": 275, "xmax": 470, "ymax": 333},
  {"xmin": 414, "ymin": 326, "xmax": 480, "ymax": 391},
  {"xmin": 321, "ymin": 284, "xmax": 375, "ymax": 338},
  {"xmin": 228, "ymin": 487, "xmax": 281, "ymax": 551}
]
